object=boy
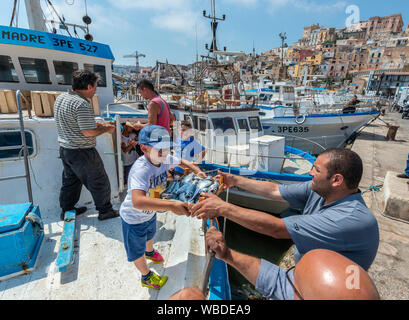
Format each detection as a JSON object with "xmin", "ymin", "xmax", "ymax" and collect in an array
[
  {"xmin": 175, "ymin": 120, "xmax": 206, "ymax": 163},
  {"xmin": 119, "ymin": 125, "xmax": 206, "ymax": 290}
]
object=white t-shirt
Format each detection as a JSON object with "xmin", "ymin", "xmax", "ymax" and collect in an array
[
  {"xmin": 119, "ymin": 154, "xmax": 180, "ymax": 224},
  {"xmin": 121, "ymin": 133, "xmax": 139, "ymax": 166}
]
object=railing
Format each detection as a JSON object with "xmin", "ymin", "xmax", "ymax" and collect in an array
[
  {"xmin": 201, "ymin": 218, "xmax": 216, "ymax": 295},
  {"xmin": 105, "ymin": 101, "xmax": 148, "ymax": 119}
]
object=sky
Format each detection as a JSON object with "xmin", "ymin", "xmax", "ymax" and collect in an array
[{"xmin": 1, "ymin": 0, "xmax": 408, "ymax": 67}]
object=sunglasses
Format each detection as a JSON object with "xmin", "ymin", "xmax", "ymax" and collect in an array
[{"xmin": 286, "ymin": 266, "xmax": 304, "ymax": 300}]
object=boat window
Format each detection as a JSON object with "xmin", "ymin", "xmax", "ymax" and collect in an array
[
  {"xmin": 211, "ymin": 117, "xmax": 236, "ymax": 134},
  {"xmin": 249, "ymin": 116, "xmax": 262, "ymax": 132},
  {"xmin": 198, "ymin": 118, "xmax": 208, "ymax": 132},
  {"xmin": 84, "ymin": 64, "xmax": 107, "ymax": 87},
  {"xmin": 0, "ymin": 131, "xmax": 34, "ymax": 160},
  {"xmin": 53, "ymin": 61, "xmax": 79, "ymax": 85},
  {"xmin": 0, "ymin": 55, "xmax": 19, "ymax": 82},
  {"xmin": 18, "ymin": 57, "xmax": 51, "ymax": 84},
  {"xmin": 237, "ymin": 118, "xmax": 249, "ymax": 131},
  {"xmin": 192, "ymin": 116, "xmax": 198, "ymax": 130}
]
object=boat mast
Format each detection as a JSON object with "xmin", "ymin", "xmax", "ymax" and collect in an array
[
  {"xmin": 24, "ymin": 0, "xmax": 47, "ymax": 32},
  {"xmin": 203, "ymin": 0, "xmax": 226, "ymax": 61}
]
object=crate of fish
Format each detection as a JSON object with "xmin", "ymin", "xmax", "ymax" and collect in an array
[{"xmin": 161, "ymin": 172, "xmax": 224, "ymax": 203}]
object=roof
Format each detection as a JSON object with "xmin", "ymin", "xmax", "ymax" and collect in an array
[{"xmin": 0, "ymin": 25, "xmax": 115, "ymax": 61}]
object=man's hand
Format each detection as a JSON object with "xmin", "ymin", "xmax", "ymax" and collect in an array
[
  {"xmin": 206, "ymin": 227, "xmax": 229, "ymax": 260},
  {"xmin": 196, "ymin": 171, "xmax": 207, "ymax": 179},
  {"xmin": 189, "ymin": 193, "xmax": 227, "ymax": 220},
  {"xmin": 106, "ymin": 125, "xmax": 115, "ymax": 134},
  {"xmin": 215, "ymin": 170, "xmax": 237, "ymax": 191},
  {"xmin": 132, "ymin": 121, "xmax": 144, "ymax": 131},
  {"xmin": 170, "ymin": 201, "xmax": 190, "ymax": 216}
]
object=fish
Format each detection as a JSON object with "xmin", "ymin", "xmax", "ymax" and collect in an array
[
  {"xmin": 207, "ymin": 180, "xmax": 220, "ymax": 194},
  {"xmin": 196, "ymin": 178, "xmax": 213, "ymax": 190},
  {"xmin": 181, "ymin": 172, "xmax": 195, "ymax": 184}
]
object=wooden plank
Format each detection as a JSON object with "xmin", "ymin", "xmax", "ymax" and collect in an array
[
  {"xmin": 56, "ymin": 210, "xmax": 77, "ymax": 272},
  {"xmin": 5, "ymin": 90, "xmax": 18, "ymax": 113},
  {"xmin": 31, "ymin": 91, "xmax": 44, "ymax": 116},
  {"xmin": 48, "ymin": 93, "xmax": 55, "ymax": 117},
  {"xmin": 92, "ymin": 95, "xmax": 100, "ymax": 115},
  {"xmin": 0, "ymin": 91, "xmax": 9, "ymax": 113},
  {"xmin": 40, "ymin": 92, "xmax": 52, "ymax": 116}
]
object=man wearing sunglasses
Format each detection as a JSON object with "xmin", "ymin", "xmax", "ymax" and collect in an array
[
  {"xmin": 206, "ymin": 227, "xmax": 380, "ymax": 300},
  {"xmin": 190, "ymin": 148, "xmax": 379, "ymax": 271}
]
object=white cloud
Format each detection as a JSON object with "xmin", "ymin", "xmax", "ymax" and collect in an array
[
  {"xmin": 106, "ymin": 0, "xmax": 209, "ymax": 40},
  {"xmin": 266, "ymin": 0, "xmax": 348, "ymax": 12},
  {"xmin": 222, "ymin": 0, "xmax": 259, "ymax": 6}
]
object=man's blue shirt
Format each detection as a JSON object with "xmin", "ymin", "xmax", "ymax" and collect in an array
[
  {"xmin": 279, "ymin": 181, "xmax": 379, "ymax": 271},
  {"xmin": 175, "ymin": 136, "xmax": 205, "ymax": 162}
]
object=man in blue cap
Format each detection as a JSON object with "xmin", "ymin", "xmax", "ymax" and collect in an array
[{"xmin": 119, "ymin": 125, "xmax": 206, "ymax": 290}]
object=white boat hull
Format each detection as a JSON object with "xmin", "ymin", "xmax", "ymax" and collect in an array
[{"xmin": 261, "ymin": 111, "xmax": 379, "ymax": 154}]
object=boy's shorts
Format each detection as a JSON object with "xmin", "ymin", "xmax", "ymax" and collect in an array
[{"xmin": 121, "ymin": 214, "xmax": 157, "ymax": 262}]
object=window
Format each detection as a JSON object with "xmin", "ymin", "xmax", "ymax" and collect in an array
[
  {"xmin": 237, "ymin": 118, "xmax": 249, "ymax": 131},
  {"xmin": 198, "ymin": 118, "xmax": 208, "ymax": 132},
  {"xmin": 249, "ymin": 117, "xmax": 262, "ymax": 132},
  {"xmin": 0, "ymin": 55, "xmax": 19, "ymax": 82},
  {"xmin": 211, "ymin": 117, "xmax": 235, "ymax": 134},
  {"xmin": 84, "ymin": 64, "xmax": 107, "ymax": 87},
  {"xmin": 0, "ymin": 131, "xmax": 35, "ymax": 159},
  {"xmin": 19, "ymin": 57, "xmax": 51, "ymax": 84},
  {"xmin": 53, "ymin": 61, "xmax": 78, "ymax": 85}
]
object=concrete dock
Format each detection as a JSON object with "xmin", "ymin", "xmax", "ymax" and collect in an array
[{"xmin": 352, "ymin": 110, "xmax": 409, "ymax": 300}]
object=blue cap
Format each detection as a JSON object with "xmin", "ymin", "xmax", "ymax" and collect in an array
[{"xmin": 138, "ymin": 125, "xmax": 173, "ymax": 150}]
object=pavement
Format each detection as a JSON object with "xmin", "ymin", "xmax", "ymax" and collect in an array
[{"xmin": 351, "ymin": 110, "xmax": 409, "ymax": 300}]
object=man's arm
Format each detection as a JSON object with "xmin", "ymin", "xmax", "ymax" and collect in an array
[
  {"xmin": 82, "ymin": 124, "xmax": 115, "ymax": 137},
  {"xmin": 179, "ymin": 159, "xmax": 206, "ymax": 178},
  {"xmin": 206, "ymin": 227, "xmax": 261, "ymax": 285},
  {"xmin": 206, "ymin": 227, "xmax": 293, "ymax": 300},
  {"xmin": 133, "ymin": 102, "xmax": 161, "ymax": 130},
  {"xmin": 219, "ymin": 171, "xmax": 285, "ymax": 201},
  {"xmin": 190, "ymin": 193, "xmax": 291, "ymax": 239}
]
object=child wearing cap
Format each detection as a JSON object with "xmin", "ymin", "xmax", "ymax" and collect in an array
[{"xmin": 119, "ymin": 124, "xmax": 206, "ymax": 290}]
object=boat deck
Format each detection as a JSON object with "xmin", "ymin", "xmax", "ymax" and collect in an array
[{"xmin": 0, "ymin": 206, "xmax": 206, "ymax": 300}]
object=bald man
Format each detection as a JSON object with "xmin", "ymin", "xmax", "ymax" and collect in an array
[{"xmin": 206, "ymin": 227, "xmax": 380, "ymax": 300}]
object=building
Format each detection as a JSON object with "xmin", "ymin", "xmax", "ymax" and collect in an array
[
  {"xmin": 367, "ymin": 71, "xmax": 409, "ymax": 95},
  {"xmin": 366, "ymin": 14, "xmax": 404, "ymax": 39}
]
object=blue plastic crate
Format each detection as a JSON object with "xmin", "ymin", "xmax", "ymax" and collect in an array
[{"xmin": 0, "ymin": 203, "xmax": 44, "ymax": 279}]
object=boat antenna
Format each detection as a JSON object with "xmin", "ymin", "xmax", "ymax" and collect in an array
[{"xmin": 203, "ymin": 0, "xmax": 226, "ymax": 60}]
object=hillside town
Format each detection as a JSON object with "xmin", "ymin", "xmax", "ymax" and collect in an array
[{"xmin": 115, "ymin": 13, "xmax": 409, "ymax": 99}]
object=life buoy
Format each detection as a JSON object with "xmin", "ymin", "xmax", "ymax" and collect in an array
[{"xmin": 295, "ymin": 114, "xmax": 306, "ymax": 125}]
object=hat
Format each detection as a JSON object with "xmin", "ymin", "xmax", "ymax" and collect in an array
[{"xmin": 138, "ymin": 125, "xmax": 173, "ymax": 150}]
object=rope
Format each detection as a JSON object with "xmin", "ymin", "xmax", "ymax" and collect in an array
[
  {"xmin": 46, "ymin": 0, "xmax": 72, "ymax": 37},
  {"xmin": 364, "ymin": 184, "xmax": 409, "ymax": 225},
  {"xmin": 10, "ymin": 0, "xmax": 18, "ymax": 27}
]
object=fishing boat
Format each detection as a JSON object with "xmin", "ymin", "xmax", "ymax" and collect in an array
[
  {"xmin": 0, "ymin": 1, "xmax": 230, "ymax": 300},
  {"xmin": 242, "ymin": 81, "xmax": 381, "ymax": 154}
]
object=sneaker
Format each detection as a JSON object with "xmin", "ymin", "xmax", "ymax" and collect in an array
[
  {"xmin": 141, "ymin": 271, "xmax": 168, "ymax": 290},
  {"xmin": 146, "ymin": 250, "xmax": 164, "ymax": 263},
  {"xmin": 60, "ymin": 207, "xmax": 87, "ymax": 221},
  {"xmin": 98, "ymin": 210, "xmax": 119, "ymax": 221},
  {"xmin": 397, "ymin": 173, "xmax": 409, "ymax": 179}
]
